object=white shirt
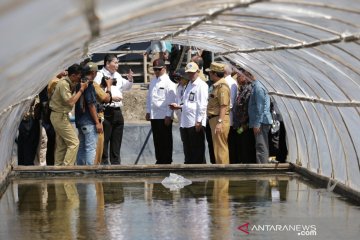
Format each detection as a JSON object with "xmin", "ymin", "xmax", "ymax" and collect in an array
[
  {"xmin": 175, "ymin": 84, "xmax": 187, "ymax": 122},
  {"xmin": 94, "ymin": 68, "xmax": 133, "ymax": 108},
  {"xmin": 225, "ymin": 75, "xmax": 238, "ymax": 126},
  {"xmin": 146, "ymin": 74, "xmax": 176, "ymax": 119},
  {"xmin": 180, "ymin": 77, "xmax": 208, "ymax": 128}
]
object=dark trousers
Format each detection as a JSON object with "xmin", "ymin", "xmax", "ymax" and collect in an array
[
  {"xmin": 269, "ymin": 121, "xmax": 288, "ymax": 163},
  {"xmin": 102, "ymin": 108, "xmax": 124, "ymax": 165},
  {"xmin": 180, "ymin": 126, "xmax": 206, "ymax": 164},
  {"xmin": 17, "ymin": 118, "xmax": 40, "ymax": 165},
  {"xmin": 43, "ymin": 122, "xmax": 55, "ymax": 165},
  {"xmin": 233, "ymin": 127, "xmax": 256, "ymax": 163},
  {"xmin": 228, "ymin": 127, "xmax": 237, "ymax": 164},
  {"xmin": 205, "ymin": 119, "xmax": 215, "ymax": 164},
  {"xmin": 151, "ymin": 119, "xmax": 173, "ymax": 164}
]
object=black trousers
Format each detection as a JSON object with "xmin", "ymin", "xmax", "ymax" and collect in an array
[
  {"xmin": 151, "ymin": 119, "xmax": 173, "ymax": 164},
  {"xmin": 102, "ymin": 108, "xmax": 124, "ymax": 165},
  {"xmin": 17, "ymin": 118, "xmax": 40, "ymax": 165},
  {"xmin": 43, "ymin": 122, "xmax": 55, "ymax": 165},
  {"xmin": 233, "ymin": 127, "xmax": 256, "ymax": 163},
  {"xmin": 180, "ymin": 126, "xmax": 206, "ymax": 164},
  {"xmin": 205, "ymin": 119, "xmax": 215, "ymax": 164},
  {"xmin": 228, "ymin": 127, "xmax": 237, "ymax": 164}
]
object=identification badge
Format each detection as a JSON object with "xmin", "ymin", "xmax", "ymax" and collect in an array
[{"xmin": 189, "ymin": 92, "xmax": 195, "ymax": 101}]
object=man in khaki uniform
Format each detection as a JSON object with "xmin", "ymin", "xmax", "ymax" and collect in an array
[
  {"xmin": 206, "ymin": 62, "xmax": 231, "ymax": 164},
  {"xmin": 49, "ymin": 64, "xmax": 88, "ymax": 166}
]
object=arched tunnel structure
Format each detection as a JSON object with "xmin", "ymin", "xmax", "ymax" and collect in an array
[{"xmin": 0, "ymin": 0, "xmax": 359, "ymax": 195}]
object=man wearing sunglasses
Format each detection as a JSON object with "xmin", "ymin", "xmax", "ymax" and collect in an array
[{"xmin": 145, "ymin": 59, "xmax": 176, "ymax": 164}]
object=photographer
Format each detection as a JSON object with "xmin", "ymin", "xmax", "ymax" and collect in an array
[
  {"xmin": 75, "ymin": 62, "xmax": 102, "ymax": 165},
  {"xmin": 94, "ymin": 54, "xmax": 133, "ymax": 165},
  {"xmin": 49, "ymin": 64, "xmax": 87, "ymax": 166}
]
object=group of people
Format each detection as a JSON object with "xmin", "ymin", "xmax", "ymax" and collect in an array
[
  {"xmin": 146, "ymin": 56, "xmax": 284, "ymax": 165},
  {"xmin": 18, "ymin": 50, "xmax": 286, "ymax": 166},
  {"xmin": 42, "ymin": 54, "xmax": 134, "ymax": 166}
]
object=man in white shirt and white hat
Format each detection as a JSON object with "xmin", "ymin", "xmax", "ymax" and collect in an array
[{"xmin": 170, "ymin": 62, "xmax": 208, "ymax": 164}]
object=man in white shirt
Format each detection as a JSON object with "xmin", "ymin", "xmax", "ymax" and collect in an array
[
  {"xmin": 146, "ymin": 59, "xmax": 176, "ymax": 164},
  {"xmin": 224, "ymin": 64, "xmax": 238, "ymax": 164},
  {"xmin": 94, "ymin": 54, "xmax": 133, "ymax": 165},
  {"xmin": 170, "ymin": 62, "xmax": 208, "ymax": 164}
]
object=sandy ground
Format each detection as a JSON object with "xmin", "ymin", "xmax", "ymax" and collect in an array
[{"xmin": 122, "ymin": 89, "xmax": 148, "ymax": 123}]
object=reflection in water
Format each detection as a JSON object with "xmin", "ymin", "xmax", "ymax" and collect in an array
[
  {"xmin": 0, "ymin": 174, "xmax": 359, "ymax": 240},
  {"xmin": 211, "ymin": 177, "xmax": 230, "ymax": 240}
]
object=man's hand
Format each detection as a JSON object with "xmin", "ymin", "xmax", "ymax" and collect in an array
[
  {"xmin": 169, "ymin": 103, "xmax": 181, "ymax": 110},
  {"xmin": 145, "ymin": 113, "xmax": 150, "ymax": 121},
  {"xmin": 112, "ymin": 96, "xmax": 123, "ymax": 102},
  {"xmin": 195, "ymin": 122, "xmax": 202, "ymax": 132},
  {"xmin": 164, "ymin": 116, "xmax": 172, "ymax": 126},
  {"xmin": 253, "ymin": 127, "xmax": 261, "ymax": 135},
  {"xmin": 80, "ymin": 82, "xmax": 88, "ymax": 91},
  {"xmin": 96, "ymin": 122, "xmax": 103, "ymax": 133},
  {"xmin": 127, "ymin": 69, "xmax": 134, "ymax": 82},
  {"xmin": 215, "ymin": 122, "xmax": 223, "ymax": 134}
]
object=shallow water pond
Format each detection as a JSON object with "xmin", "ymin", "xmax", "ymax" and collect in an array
[{"xmin": 0, "ymin": 173, "xmax": 359, "ymax": 240}]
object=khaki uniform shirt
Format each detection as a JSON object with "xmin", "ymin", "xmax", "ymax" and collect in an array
[
  {"xmin": 207, "ymin": 78, "xmax": 230, "ymax": 116},
  {"xmin": 47, "ymin": 78, "xmax": 60, "ymax": 97},
  {"xmin": 94, "ymin": 82, "xmax": 107, "ymax": 118},
  {"xmin": 49, "ymin": 77, "xmax": 73, "ymax": 113}
]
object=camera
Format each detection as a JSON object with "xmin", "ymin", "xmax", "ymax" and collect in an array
[
  {"xmin": 81, "ymin": 76, "xmax": 93, "ymax": 85},
  {"xmin": 101, "ymin": 76, "xmax": 117, "ymax": 87}
]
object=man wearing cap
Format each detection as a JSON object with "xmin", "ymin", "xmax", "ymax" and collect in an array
[
  {"xmin": 75, "ymin": 62, "xmax": 102, "ymax": 165},
  {"xmin": 206, "ymin": 62, "xmax": 231, "ymax": 164},
  {"xmin": 170, "ymin": 62, "xmax": 208, "ymax": 164},
  {"xmin": 50, "ymin": 64, "xmax": 88, "ymax": 166},
  {"xmin": 146, "ymin": 59, "xmax": 176, "ymax": 164}
]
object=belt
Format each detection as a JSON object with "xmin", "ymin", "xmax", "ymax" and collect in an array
[
  {"xmin": 208, "ymin": 115, "xmax": 219, "ymax": 120},
  {"xmin": 106, "ymin": 106, "xmax": 120, "ymax": 110},
  {"xmin": 208, "ymin": 114, "xmax": 229, "ymax": 120}
]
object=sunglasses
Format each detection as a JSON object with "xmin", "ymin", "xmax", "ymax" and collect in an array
[{"xmin": 153, "ymin": 67, "xmax": 163, "ymax": 71}]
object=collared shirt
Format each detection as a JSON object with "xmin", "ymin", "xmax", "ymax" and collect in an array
[
  {"xmin": 75, "ymin": 83, "xmax": 97, "ymax": 128},
  {"xmin": 146, "ymin": 73, "xmax": 176, "ymax": 119},
  {"xmin": 207, "ymin": 78, "xmax": 230, "ymax": 116},
  {"xmin": 225, "ymin": 75, "xmax": 238, "ymax": 126},
  {"xmin": 248, "ymin": 80, "xmax": 273, "ymax": 128},
  {"xmin": 49, "ymin": 76, "xmax": 73, "ymax": 114},
  {"xmin": 94, "ymin": 67, "xmax": 133, "ymax": 108},
  {"xmin": 180, "ymin": 77, "xmax": 208, "ymax": 128}
]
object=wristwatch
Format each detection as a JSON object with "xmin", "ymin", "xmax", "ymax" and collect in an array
[{"xmin": 217, "ymin": 119, "xmax": 223, "ymax": 124}]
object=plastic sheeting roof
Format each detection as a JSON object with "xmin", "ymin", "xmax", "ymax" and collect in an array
[{"xmin": 0, "ymin": 0, "xmax": 359, "ymax": 191}]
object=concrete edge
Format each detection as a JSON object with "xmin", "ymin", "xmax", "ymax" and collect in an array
[
  {"xmin": 290, "ymin": 163, "xmax": 360, "ymax": 203},
  {"xmin": 12, "ymin": 163, "xmax": 290, "ymax": 173},
  {"xmin": 0, "ymin": 164, "xmax": 13, "ymax": 198}
]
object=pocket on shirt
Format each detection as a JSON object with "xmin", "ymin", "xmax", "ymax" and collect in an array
[{"xmin": 157, "ymin": 88, "xmax": 165, "ymax": 99}]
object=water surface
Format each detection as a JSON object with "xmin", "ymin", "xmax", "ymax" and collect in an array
[{"xmin": 0, "ymin": 173, "xmax": 359, "ymax": 240}]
